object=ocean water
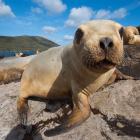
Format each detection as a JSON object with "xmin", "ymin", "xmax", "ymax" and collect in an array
[{"xmin": 0, "ymin": 50, "xmax": 36, "ymax": 57}]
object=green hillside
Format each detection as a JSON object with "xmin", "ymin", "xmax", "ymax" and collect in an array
[{"xmin": 0, "ymin": 36, "xmax": 58, "ymax": 52}]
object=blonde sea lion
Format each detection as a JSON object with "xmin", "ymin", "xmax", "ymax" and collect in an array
[
  {"xmin": 17, "ymin": 20, "xmax": 139, "ymax": 136},
  {"xmin": 0, "ymin": 68, "xmax": 23, "ymax": 84},
  {"xmin": 0, "ymin": 55, "xmax": 35, "ymax": 84},
  {"xmin": 123, "ymin": 26, "xmax": 140, "ymax": 45}
]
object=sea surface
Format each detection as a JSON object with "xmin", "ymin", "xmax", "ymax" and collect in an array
[{"xmin": 0, "ymin": 50, "xmax": 35, "ymax": 57}]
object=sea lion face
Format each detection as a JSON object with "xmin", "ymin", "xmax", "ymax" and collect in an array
[{"xmin": 74, "ymin": 20, "xmax": 124, "ymax": 70}]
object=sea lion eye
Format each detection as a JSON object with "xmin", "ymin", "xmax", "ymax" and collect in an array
[
  {"xmin": 119, "ymin": 27, "xmax": 124, "ymax": 39},
  {"xmin": 74, "ymin": 28, "xmax": 84, "ymax": 44}
]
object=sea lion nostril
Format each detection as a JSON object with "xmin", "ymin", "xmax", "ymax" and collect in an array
[
  {"xmin": 108, "ymin": 41, "xmax": 113, "ymax": 48},
  {"xmin": 100, "ymin": 37, "xmax": 113, "ymax": 50},
  {"xmin": 100, "ymin": 41, "xmax": 105, "ymax": 50}
]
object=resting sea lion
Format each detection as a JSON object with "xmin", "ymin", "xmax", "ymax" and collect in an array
[
  {"xmin": 123, "ymin": 26, "xmax": 140, "ymax": 45},
  {"xmin": 0, "ymin": 55, "xmax": 35, "ymax": 84},
  {"xmin": 17, "ymin": 20, "xmax": 139, "ymax": 136}
]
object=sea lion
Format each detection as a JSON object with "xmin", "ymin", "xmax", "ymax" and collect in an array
[
  {"xmin": 123, "ymin": 26, "xmax": 140, "ymax": 45},
  {"xmin": 0, "ymin": 68, "xmax": 23, "ymax": 84},
  {"xmin": 0, "ymin": 55, "xmax": 35, "ymax": 84},
  {"xmin": 17, "ymin": 20, "xmax": 139, "ymax": 136}
]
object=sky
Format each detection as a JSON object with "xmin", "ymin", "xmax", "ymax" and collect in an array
[{"xmin": 0, "ymin": 0, "xmax": 140, "ymax": 45}]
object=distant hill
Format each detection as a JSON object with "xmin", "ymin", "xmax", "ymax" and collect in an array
[
  {"xmin": 0, "ymin": 36, "xmax": 59, "ymax": 57},
  {"xmin": 0, "ymin": 36, "xmax": 58, "ymax": 52}
]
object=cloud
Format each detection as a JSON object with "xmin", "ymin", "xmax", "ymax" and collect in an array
[
  {"xmin": 0, "ymin": 0, "xmax": 15, "ymax": 17},
  {"xmin": 95, "ymin": 9, "xmax": 110, "ymax": 19},
  {"xmin": 33, "ymin": 0, "xmax": 66, "ymax": 14},
  {"xmin": 64, "ymin": 35, "xmax": 73, "ymax": 40},
  {"xmin": 95, "ymin": 8, "xmax": 127, "ymax": 19},
  {"xmin": 42, "ymin": 26, "xmax": 57, "ymax": 33},
  {"xmin": 31, "ymin": 7, "xmax": 43, "ymax": 14},
  {"xmin": 15, "ymin": 19, "xmax": 32, "ymax": 26},
  {"xmin": 112, "ymin": 8, "xmax": 127, "ymax": 19},
  {"xmin": 65, "ymin": 6, "xmax": 93, "ymax": 27}
]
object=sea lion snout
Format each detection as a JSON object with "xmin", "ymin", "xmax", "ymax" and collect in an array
[{"xmin": 99, "ymin": 37, "xmax": 114, "ymax": 50}]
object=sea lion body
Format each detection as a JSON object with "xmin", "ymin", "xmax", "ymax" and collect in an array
[
  {"xmin": 20, "ymin": 45, "xmax": 115, "ymax": 100},
  {"xmin": 17, "ymin": 20, "xmax": 139, "ymax": 136},
  {"xmin": 20, "ymin": 46, "xmax": 70, "ymax": 100}
]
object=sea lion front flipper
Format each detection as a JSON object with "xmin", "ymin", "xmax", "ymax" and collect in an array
[
  {"xmin": 103, "ymin": 68, "xmax": 136, "ymax": 86},
  {"xmin": 115, "ymin": 69, "xmax": 138, "ymax": 80},
  {"xmin": 44, "ymin": 93, "xmax": 91, "ymax": 136}
]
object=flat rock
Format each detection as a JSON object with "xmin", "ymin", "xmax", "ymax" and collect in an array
[{"xmin": 0, "ymin": 80, "xmax": 140, "ymax": 140}]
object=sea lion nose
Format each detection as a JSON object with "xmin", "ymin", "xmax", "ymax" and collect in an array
[{"xmin": 100, "ymin": 37, "xmax": 113, "ymax": 50}]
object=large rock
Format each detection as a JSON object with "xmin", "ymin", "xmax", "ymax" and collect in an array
[
  {"xmin": 0, "ymin": 80, "xmax": 140, "ymax": 140},
  {"xmin": 119, "ymin": 45, "xmax": 140, "ymax": 78}
]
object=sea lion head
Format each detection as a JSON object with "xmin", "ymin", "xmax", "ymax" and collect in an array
[{"xmin": 73, "ymin": 20, "xmax": 124, "ymax": 70}]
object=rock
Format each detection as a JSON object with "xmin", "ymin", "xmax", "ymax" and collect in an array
[
  {"xmin": 0, "ymin": 80, "xmax": 140, "ymax": 140},
  {"xmin": 119, "ymin": 45, "xmax": 140, "ymax": 78}
]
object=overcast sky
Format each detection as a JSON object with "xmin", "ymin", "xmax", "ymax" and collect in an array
[{"xmin": 0, "ymin": 0, "xmax": 140, "ymax": 45}]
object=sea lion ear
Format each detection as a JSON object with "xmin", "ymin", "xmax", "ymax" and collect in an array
[
  {"xmin": 74, "ymin": 28, "xmax": 84, "ymax": 44},
  {"xmin": 136, "ymin": 26, "xmax": 140, "ymax": 33},
  {"xmin": 119, "ymin": 27, "xmax": 124, "ymax": 40}
]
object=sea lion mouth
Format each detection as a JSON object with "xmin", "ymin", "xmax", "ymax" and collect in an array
[
  {"xmin": 99, "ymin": 59, "xmax": 116, "ymax": 66},
  {"xmin": 91, "ymin": 59, "xmax": 116, "ymax": 69},
  {"xmin": 83, "ymin": 57, "xmax": 116, "ymax": 70}
]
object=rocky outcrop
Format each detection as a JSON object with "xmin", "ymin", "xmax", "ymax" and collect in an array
[{"xmin": 0, "ymin": 80, "xmax": 140, "ymax": 140}]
